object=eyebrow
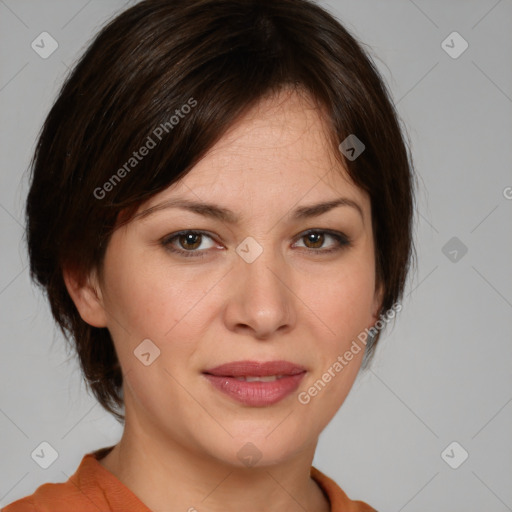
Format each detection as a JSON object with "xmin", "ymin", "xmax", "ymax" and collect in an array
[{"xmin": 135, "ymin": 197, "xmax": 364, "ymax": 223}]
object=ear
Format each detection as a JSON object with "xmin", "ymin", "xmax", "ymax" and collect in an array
[
  {"xmin": 63, "ymin": 266, "xmax": 108, "ymax": 328},
  {"xmin": 371, "ymin": 281, "xmax": 384, "ymax": 323}
]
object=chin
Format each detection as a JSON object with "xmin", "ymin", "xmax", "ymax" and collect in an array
[{"xmin": 199, "ymin": 424, "xmax": 312, "ymax": 470}]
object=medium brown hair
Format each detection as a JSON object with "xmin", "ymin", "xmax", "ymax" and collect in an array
[{"xmin": 26, "ymin": 0, "xmax": 416, "ymax": 422}]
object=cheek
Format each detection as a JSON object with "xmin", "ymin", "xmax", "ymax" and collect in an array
[
  {"xmin": 101, "ymin": 244, "xmax": 216, "ymax": 366},
  {"xmin": 102, "ymin": 241, "xmax": 175, "ymax": 331},
  {"xmin": 102, "ymin": 231, "xmax": 376, "ymax": 365},
  {"xmin": 301, "ymin": 255, "xmax": 377, "ymax": 345},
  {"xmin": 296, "ymin": 265, "xmax": 375, "ymax": 426},
  {"xmin": 100, "ymin": 250, "xmax": 205, "ymax": 407}
]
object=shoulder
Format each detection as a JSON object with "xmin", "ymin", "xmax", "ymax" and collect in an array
[
  {"xmin": 2, "ymin": 451, "xmax": 114, "ymax": 512},
  {"xmin": 1, "ymin": 479, "xmax": 103, "ymax": 512},
  {"xmin": 2, "ymin": 495, "xmax": 38, "ymax": 512},
  {"xmin": 311, "ymin": 466, "xmax": 378, "ymax": 512}
]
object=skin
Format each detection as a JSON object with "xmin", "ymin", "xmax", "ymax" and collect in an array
[{"xmin": 65, "ymin": 87, "xmax": 383, "ymax": 512}]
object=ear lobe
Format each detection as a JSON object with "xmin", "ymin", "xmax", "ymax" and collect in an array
[{"xmin": 63, "ymin": 266, "xmax": 108, "ymax": 328}]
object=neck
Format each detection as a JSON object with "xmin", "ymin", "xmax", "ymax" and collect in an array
[{"xmin": 99, "ymin": 412, "xmax": 330, "ymax": 512}]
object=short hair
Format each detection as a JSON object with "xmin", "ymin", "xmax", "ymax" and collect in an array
[{"xmin": 26, "ymin": 0, "xmax": 416, "ymax": 422}]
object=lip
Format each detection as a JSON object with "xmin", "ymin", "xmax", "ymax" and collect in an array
[
  {"xmin": 203, "ymin": 360, "xmax": 307, "ymax": 407},
  {"xmin": 204, "ymin": 360, "xmax": 306, "ymax": 377}
]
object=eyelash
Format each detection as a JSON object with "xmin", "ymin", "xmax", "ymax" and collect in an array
[{"xmin": 160, "ymin": 229, "xmax": 351, "ymax": 259}]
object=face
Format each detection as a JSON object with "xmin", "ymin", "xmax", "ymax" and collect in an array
[{"xmin": 79, "ymin": 88, "xmax": 382, "ymax": 467}]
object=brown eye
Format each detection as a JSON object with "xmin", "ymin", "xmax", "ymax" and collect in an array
[
  {"xmin": 161, "ymin": 230, "xmax": 217, "ymax": 258},
  {"xmin": 293, "ymin": 229, "xmax": 351, "ymax": 254},
  {"xmin": 178, "ymin": 232, "xmax": 202, "ymax": 251},
  {"xmin": 303, "ymin": 232, "xmax": 325, "ymax": 249}
]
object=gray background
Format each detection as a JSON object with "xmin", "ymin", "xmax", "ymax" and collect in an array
[{"xmin": 1, "ymin": 1, "xmax": 511, "ymax": 510}]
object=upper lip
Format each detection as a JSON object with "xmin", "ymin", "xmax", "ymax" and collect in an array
[{"xmin": 203, "ymin": 360, "xmax": 306, "ymax": 377}]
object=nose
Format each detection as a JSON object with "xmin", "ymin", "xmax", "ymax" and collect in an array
[{"xmin": 223, "ymin": 242, "xmax": 296, "ymax": 340}]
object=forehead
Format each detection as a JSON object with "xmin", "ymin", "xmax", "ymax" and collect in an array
[
  {"xmin": 140, "ymin": 88, "xmax": 368, "ymax": 216},
  {"xmin": 191, "ymin": 89, "xmax": 341, "ymax": 180}
]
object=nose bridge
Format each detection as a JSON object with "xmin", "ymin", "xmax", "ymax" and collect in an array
[
  {"xmin": 228, "ymin": 235, "xmax": 294, "ymax": 336},
  {"xmin": 241, "ymin": 238, "xmax": 280, "ymax": 287}
]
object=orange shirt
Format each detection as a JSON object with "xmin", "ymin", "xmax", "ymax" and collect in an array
[{"xmin": 2, "ymin": 447, "xmax": 376, "ymax": 512}]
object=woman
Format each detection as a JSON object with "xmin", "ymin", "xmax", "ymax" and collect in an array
[{"xmin": 4, "ymin": 0, "xmax": 415, "ymax": 510}]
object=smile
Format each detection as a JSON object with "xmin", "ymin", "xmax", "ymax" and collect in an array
[{"xmin": 203, "ymin": 360, "xmax": 306, "ymax": 407}]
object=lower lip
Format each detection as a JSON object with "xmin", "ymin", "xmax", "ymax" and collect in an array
[{"xmin": 203, "ymin": 373, "xmax": 306, "ymax": 406}]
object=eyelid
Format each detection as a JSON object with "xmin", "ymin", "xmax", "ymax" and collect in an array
[
  {"xmin": 294, "ymin": 228, "xmax": 348, "ymax": 241},
  {"xmin": 291, "ymin": 230, "xmax": 352, "ymax": 257},
  {"xmin": 160, "ymin": 230, "xmax": 220, "ymax": 257},
  {"xmin": 160, "ymin": 228, "xmax": 351, "ymax": 258}
]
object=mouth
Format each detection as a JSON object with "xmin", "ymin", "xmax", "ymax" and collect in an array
[
  {"xmin": 202, "ymin": 360, "xmax": 307, "ymax": 407},
  {"xmin": 230, "ymin": 375, "xmax": 286, "ymax": 382}
]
